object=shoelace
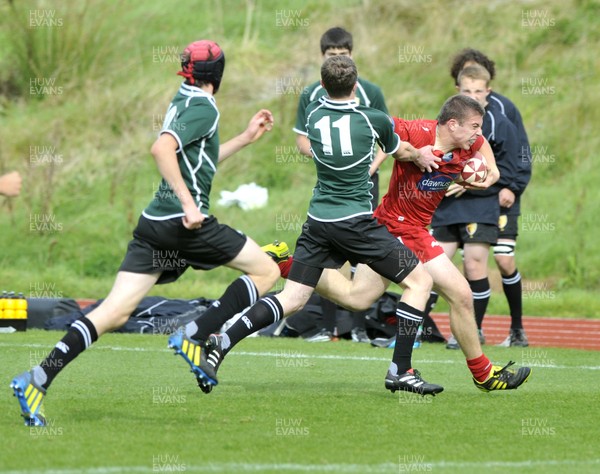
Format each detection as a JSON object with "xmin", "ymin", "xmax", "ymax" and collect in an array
[
  {"xmin": 492, "ymin": 360, "xmax": 516, "ymax": 380},
  {"xmin": 411, "ymin": 369, "xmax": 424, "ymax": 381}
]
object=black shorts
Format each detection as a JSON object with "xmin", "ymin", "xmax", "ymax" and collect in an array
[
  {"xmin": 498, "ymin": 212, "xmax": 519, "ymax": 240},
  {"xmin": 431, "ymin": 222, "xmax": 498, "ymax": 245},
  {"xmin": 289, "ymin": 215, "xmax": 419, "ymax": 287},
  {"xmin": 119, "ymin": 215, "xmax": 246, "ymax": 284}
]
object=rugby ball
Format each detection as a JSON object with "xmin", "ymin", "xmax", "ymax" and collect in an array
[{"xmin": 457, "ymin": 152, "xmax": 487, "ymax": 184}]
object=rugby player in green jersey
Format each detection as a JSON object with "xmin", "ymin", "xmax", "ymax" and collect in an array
[
  {"xmin": 11, "ymin": 40, "xmax": 280, "ymax": 426},
  {"xmin": 293, "ymin": 27, "xmax": 392, "ymax": 342},
  {"xmin": 294, "ymin": 27, "xmax": 391, "ymax": 213}
]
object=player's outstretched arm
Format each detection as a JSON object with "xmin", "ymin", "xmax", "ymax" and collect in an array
[
  {"xmin": 219, "ymin": 109, "xmax": 275, "ymax": 162},
  {"xmin": 393, "ymin": 142, "xmax": 441, "ymax": 172}
]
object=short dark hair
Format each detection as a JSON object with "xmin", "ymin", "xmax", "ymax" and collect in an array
[
  {"xmin": 437, "ymin": 94, "xmax": 485, "ymax": 125},
  {"xmin": 321, "ymin": 55, "xmax": 357, "ymax": 99},
  {"xmin": 320, "ymin": 27, "xmax": 353, "ymax": 54},
  {"xmin": 450, "ymin": 48, "xmax": 496, "ymax": 84}
]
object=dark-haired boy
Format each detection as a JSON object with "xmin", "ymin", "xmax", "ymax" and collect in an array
[
  {"xmin": 11, "ymin": 40, "xmax": 280, "ymax": 426},
  {"xmin": 293, "ymin": 27, "xmax": 390, "ymax": 342}
]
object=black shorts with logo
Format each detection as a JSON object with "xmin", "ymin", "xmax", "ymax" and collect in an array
[
  {"xmin": 431, "ymin": 222, "xmax": 498, "ymax": 246},
  {"xmin": 119, "ymin": 215, "xmax": 246, "ymax": 284},
  {"xmin": 498, "ymin": 212, "xmax": 519, "ymax": 240},
  {"xmin": 289, "ymin": 215, "xmax": 419, "ymax": 287}
]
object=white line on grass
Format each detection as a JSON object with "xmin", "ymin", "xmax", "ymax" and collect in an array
[
  {"xmin": 3, "ymin": 459, "xmax": 600, "ymax": 473},
  {"xmin": 1, "ymin": 342, "xmax": 600, "ymax": 370}
]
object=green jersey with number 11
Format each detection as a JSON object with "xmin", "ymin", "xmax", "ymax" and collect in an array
[{"xmin": 306, "ymin": 97, "xmax": 400, "ymax": 222}]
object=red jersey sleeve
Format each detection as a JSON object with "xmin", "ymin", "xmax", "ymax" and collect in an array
[{"xmin": 393, "ymin": 118, "xmax": 438, "ymax": 148}]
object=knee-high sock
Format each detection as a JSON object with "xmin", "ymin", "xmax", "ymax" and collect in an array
[
  {"xmin": 502, "ymin": 270, "xmax": 523, "ymax": 329},
  {"xmin": 389, "ymin": 302, "xmax": 424, "ymax": 375},
  {"xmin": 187, "ymin": 275, "xmax": 259, "ymax": 342},
  {"xmin": 469, "ymin": 278, "xmax": 491, "ymax": 329},
  {"xmin": 352, "ymin": 311, "xmax": 366, "ymax": 330},
  {"xmin": 423, "ymin": 291, "xmax": 438, "ymax": 317},
  {"xmin": 320, "ymin": 298, "xmax": 338, "ymax": 334},
  {"xmin": 36, "ymin": 316, "xmax": 98, "ymax": 390},
  {"xmin": 223, "ymin": 295, "xmax": 283, "ymax": 354}
]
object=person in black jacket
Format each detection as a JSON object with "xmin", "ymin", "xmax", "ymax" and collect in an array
[{"xmin": 449, "ymin": 49, "xmax": 532, "ymax": 347}]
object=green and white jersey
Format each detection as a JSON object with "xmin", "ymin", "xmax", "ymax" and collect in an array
[
  {"xmin": 143, "ymin": 83, "xmax": 220, "ymax": 220},
  {"xmin": 306, "ymin": 97, "xmax": 400, "ymax": 221},
  {"xmin": 294, "ymin": 77, "xmax": 388, "ymax": 136}
]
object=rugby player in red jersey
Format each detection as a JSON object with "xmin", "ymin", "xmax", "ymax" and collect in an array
[{"xmin": 302, "ymin": 95, "xmax": 531, "ymax": 392}]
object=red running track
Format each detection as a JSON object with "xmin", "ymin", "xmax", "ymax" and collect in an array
[
  {"xmin": 431, "ymin": 313, "xmax": 600, "ymax": 351},
  {"xmin": 77, "ymin": 299, "xmax": 600, "ymax": 351}
]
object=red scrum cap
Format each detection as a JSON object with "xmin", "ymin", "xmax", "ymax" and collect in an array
[{"xmin": 178, "ymin": 40, "xmax": 226, "ymax": 92}]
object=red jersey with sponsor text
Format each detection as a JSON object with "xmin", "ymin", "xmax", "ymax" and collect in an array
[{"xmin": 374, "ymin": 118, "xmax": 484, "ymax": 229}]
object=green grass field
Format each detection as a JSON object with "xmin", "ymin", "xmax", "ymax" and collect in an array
[
  {"xmin": 0, "ymin": 4, "xmax": 599, "ymax": 472},
  {"xmin": 1, "ymin": 330, "xmax": 599, "ymax": 473}
]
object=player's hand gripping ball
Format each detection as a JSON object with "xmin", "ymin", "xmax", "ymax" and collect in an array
[{"xmin": 456, "ymin": 152, "xmax": 488, "ymax": 185}]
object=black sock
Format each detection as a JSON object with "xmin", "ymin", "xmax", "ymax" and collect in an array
[
  {"xmin": 502, "ymin": 269, "xmax": 523, "ymax": 329},
  {"xmin": 351, "ymin": 311, "xmax": 366, "ymax": 330},
  {"xmin": 38, "ymin": 316, "xmax": 98, "ymax": 390},
  {"xmin": 469, "ymin": 278, "xmax": 491, "ymax": 329},
  {"xmin": 424, "ymin": 292, "xmax": 439, "ymax": 317},
  {"xmin": 391, "ymin": 302, "xmax": 424, "ymax": 374},
  {"xmin": 188, "ymin": 275, "xmax": 258, "ymax": 342},
  {"xmin": 320, "ymin": 298, "xmax": 337, "ymax": 333},
  {"xmin": 224, "ymin": 295, "xmax": 283, "ymax": 354}
]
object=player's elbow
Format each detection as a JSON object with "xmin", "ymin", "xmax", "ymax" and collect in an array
[
  {"xmin": 295, "ymin": 134, "xmax": 311, "ymax": 157},
  {"xmin": 151, "ymin": 133, "xmax": 178, "ymax": 160}
]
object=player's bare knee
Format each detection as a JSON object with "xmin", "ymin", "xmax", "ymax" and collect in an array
[
  {"xmin": 451, "ymin": 296, "xmax": 474, "ymax": 319},
  {"xmin": 413, "ymin": 266, "xmax": 433, "ymax": 294},
  {"xmin": 263, "ymin": 259, "xmax": 281, "ymax": 286},
  {"xmin": 249, "ymin": 260, "xmax": 280, "ymax": 294},
  {"xmin": 463, "ymin": 261, "xmax": 487, "ymax": 278},
  {"xmin": 494, "ymin": 257, "xmax": 515, "ymax": 275},
  {"xmin": 444, "ymin": 280, "xmax": 472, "ymax": 305},
  {"xmin": 402, "ymin": 265, "xmax": 433, "ymax": 298}
]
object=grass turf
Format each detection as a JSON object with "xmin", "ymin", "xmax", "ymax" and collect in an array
[{"xmin": 1, "ymin": 330, "xmax": 599, "ymax": 473}]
